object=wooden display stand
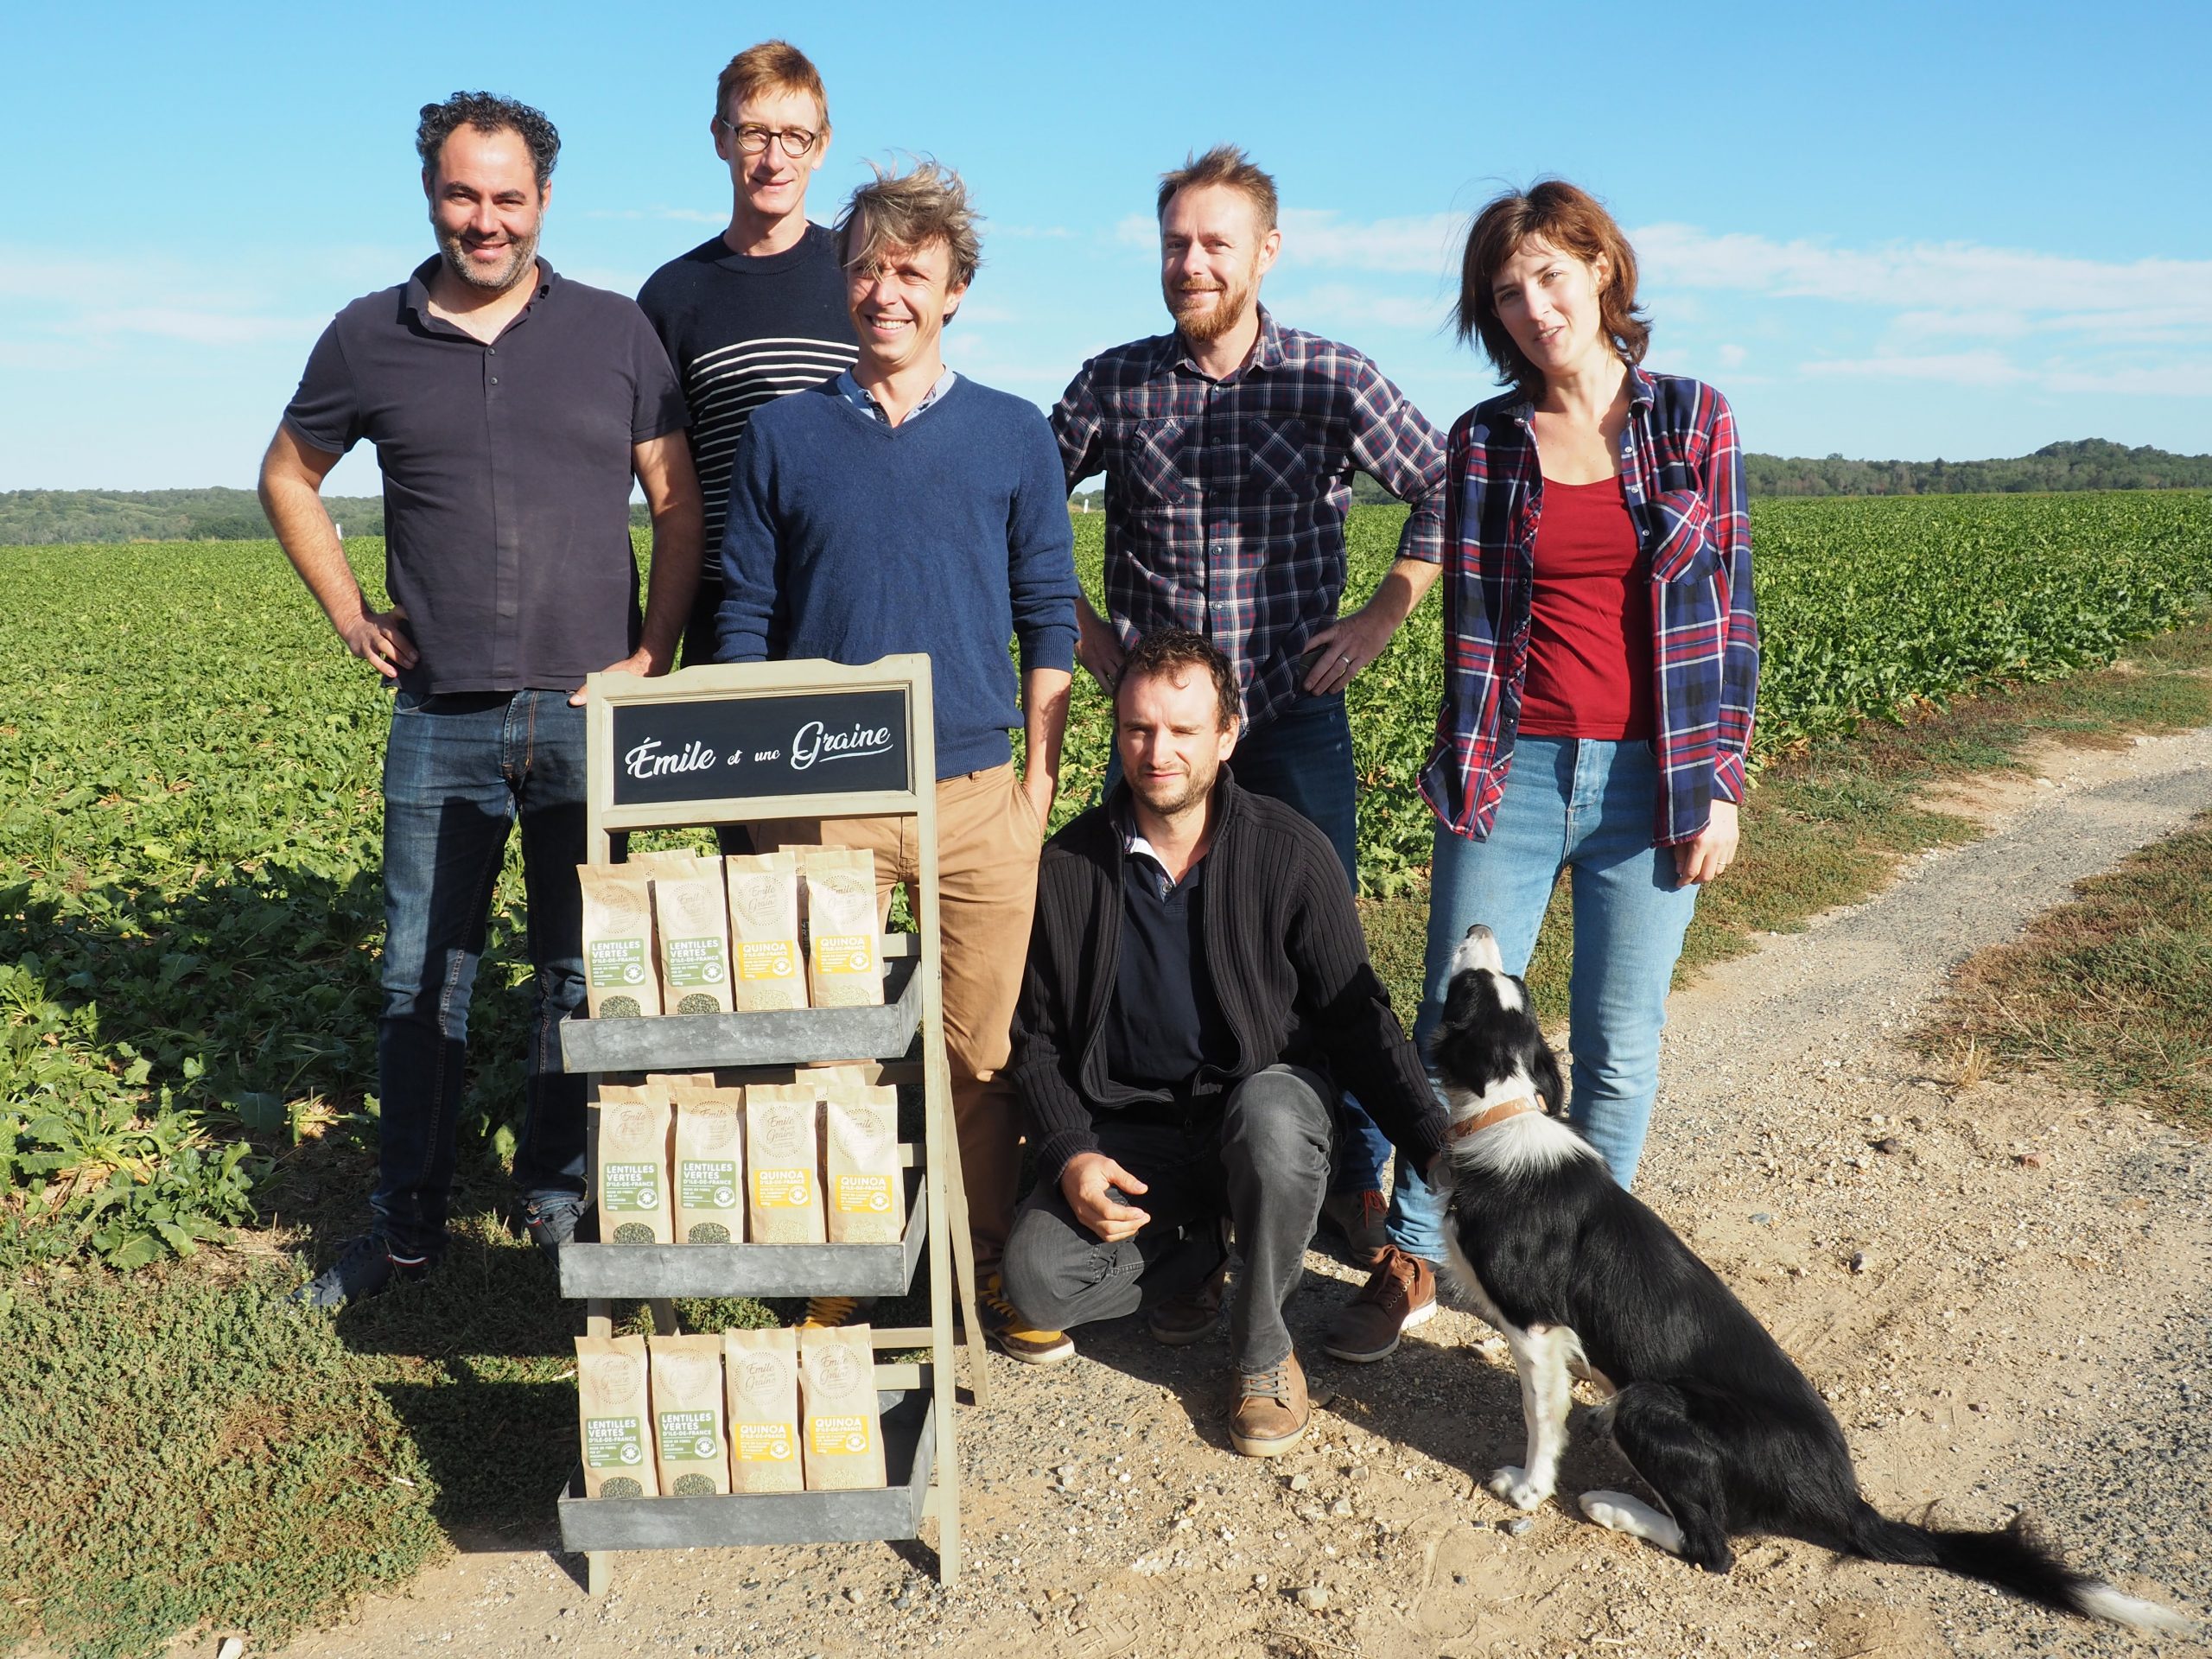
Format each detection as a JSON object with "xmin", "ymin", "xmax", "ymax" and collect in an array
[{"xmin": 555, "ymin": 655, "xmax": 987, "ymax": 1593}]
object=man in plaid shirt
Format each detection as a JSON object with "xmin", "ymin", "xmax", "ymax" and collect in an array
[{"xmin": 1052, "ymin": 144, "xmax": 1446, "ymax": 1267}]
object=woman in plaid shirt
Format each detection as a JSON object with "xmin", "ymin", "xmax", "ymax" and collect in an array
[{"xmin": 1334, "ymin": 181, "xmax": 1759, "ymax": 1344}]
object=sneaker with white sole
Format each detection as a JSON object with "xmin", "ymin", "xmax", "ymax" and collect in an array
[
  {"xmin": 974, "ymin": 1272, "xmax": 1075, "ymax": 1365},
  {"xmin": 1229, "ymin": 1352, "xmax": 1310, "ymax": 1457},
  {"xmin": 1321, "ymin": 1246, "xmax": 1436, "ymax": 1363},
  {"xmin": 290, "ymin": 1234, "xmax": 436, "ymax": 1309}
]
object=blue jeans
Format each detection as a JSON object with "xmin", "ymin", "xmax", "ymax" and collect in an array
[
  {"xmin": 1106, "ymin": 690, "xmax": 1391, "ymax": 1193},
  {"xmin": 1388, "ymin": 736, "xmax": 1699, "ymax": 1260},
  {"xmin": 372, "ymin": 689, "xmax": 589, "ymax": 1256}
]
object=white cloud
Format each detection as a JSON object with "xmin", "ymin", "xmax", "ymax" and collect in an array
[
  {"xmin": 1802, "ymin": 349, "xmax": 2212, "ymax": 399},
  {"xmin": 1631, "ymin": 225, "xmax": 2212, "ymax": 336},
  {"xmin": 1117, "ymin": 208, "xmax": 1464, "ymax": 276},
  {"xmin": 1802, "ymin": 351, "xmax": 2033, "ymax": 389},
  {"xmin": 1269, "ymin": 283, "xmax": 1448, "ymax": 333},
  {"xmin": 1275, "ymin": 209, "xmax": 1464, "ymax": 274},
  {"xmin": 58, "ymin": 308, "xmax": 321, "ymax": 347}
]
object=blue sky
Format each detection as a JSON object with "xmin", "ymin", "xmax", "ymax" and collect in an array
[{"xmin": 4, "ymin": 0, "xmax": 2208, "ymax": 494}]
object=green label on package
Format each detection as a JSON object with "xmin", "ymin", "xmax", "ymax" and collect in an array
[
  {"xmin": 602, "ymin": 1161, "xmax": 660, "ymax": 1212},
  {"xmin": 665, "ymin": 937, "xmax": 728, "ymax": 988},
  {"xmin": 678, "ymin": 1160, "xmax": 739, "ymax": 1211},
  {"xmin": 584, "ymin": 1414, "xmax": 646, "ymax": 1469},
  {"xmin": 589, "ymin": 939, "xmax": 649, "ymax": 988},
  {"xmin": 658, "ymin": 1410, "xmax": 721, "ymax": 1459}
]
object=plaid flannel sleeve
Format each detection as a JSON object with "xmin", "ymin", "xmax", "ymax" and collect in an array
[
  {"xmin": 1344, "ymin": 354, "xmax": 1448, "ymax": 563},
  {"xmin": 1705, "ymin": 388, "xmax": 1758, "ymax": 801},
  {"xmin": 1052, "ymin": 361, "xmax": 1108, "ymax": 493}
]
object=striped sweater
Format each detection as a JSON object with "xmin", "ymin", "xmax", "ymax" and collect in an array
[{"xmin": 637, "ymin": 226, "xmax": 858, "ymax": 567}]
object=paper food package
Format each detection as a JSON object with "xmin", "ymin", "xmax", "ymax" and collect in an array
[
  {"xmin": 575, "ymin": 1333, "xmax": 658, "ymax": 1499},
  {"xmin": 745, "ymin": 1082, "xmax": 824, "ymax": 1243},
  {"xmin": 577, "ymin": 865, "xmax": 660, "ymax": 1017},
  {"xmin": 649, "ymin": 1333, "xmax": 731, "ymax": 1496},
  {"xmin": 799, "ymin": 1325, "xmax": 887, "ymax": 1491},
  {"xmin": 722, "ymin": 1327, "xmax": 804, "ymax": 1494},
  {"xmin": 724, "ymin": 852, "xmax": 809, "ymax": 1011},
  {"xmin": 596, "ymin": 1078, "xmax": 674, "ymax": 1244},
  {"xmin": 823, "ymin": 1080, "xmax": 904, "ymax": 1244},
  {"xmin": 801, "ymin": 848, "xmax": 884, "ymax": 1008},
  {"xmin": 652, "ymin": 856, "xmax": 734, "ymax": 1016},
  {"xmin": 668, "ymin": 1080, "xmax": 745, "ymax": 1243}
]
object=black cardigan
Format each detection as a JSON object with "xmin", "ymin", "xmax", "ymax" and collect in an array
[{"xmin": 1008, "ymin": 771, "xmax": 1450, "ymax": 1183}]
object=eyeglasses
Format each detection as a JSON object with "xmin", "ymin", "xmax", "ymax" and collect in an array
[{"xmin": 719, "ymin": 119, "xmax": 819, "ymax": 158}]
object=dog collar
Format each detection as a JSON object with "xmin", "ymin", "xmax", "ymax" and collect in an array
[{"xmin": 1447, "ymin": 1096, "xmax": 1539, "ymax": 1141}]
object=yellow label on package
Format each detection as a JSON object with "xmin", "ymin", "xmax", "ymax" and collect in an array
[
  {"xmin": 736, "ymin": 1422, "xmax": 796, "ymax": 1462},
  {"xmin": 753, "ymin": 1167, "xmax": 813, "ymax": 1208},
  {"xmin": 738, "ymin": 939, "xmax": 798, "ymax": 981},
  {"xmin": 836, "ymin": 1173, "xmax": 894, "ymax": 1215},
  {"xmin": 812, "ymin": 934, "xmax": 877, "ymax": 976},
  {"xmin": 808, "ymin": 1414, "xmax": 874, "ymax": 1456}
]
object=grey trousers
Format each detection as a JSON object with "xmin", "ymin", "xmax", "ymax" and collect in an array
[{"xmin": 1002, "ymin": 1065, "xmax": 1336, "ymax": 1372}]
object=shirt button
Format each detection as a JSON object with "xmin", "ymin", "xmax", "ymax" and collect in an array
[{"xmin": 491, "ymin": 377, "xmax": 499, "ymax": 385}]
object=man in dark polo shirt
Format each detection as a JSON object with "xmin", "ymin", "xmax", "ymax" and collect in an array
[
  {"xmin": 999, "ymin": 632, "xmax": 1447, "ymax": 1458},
  {"xmin": 259, "ymin": 92, "xmax": 702, "ymax": 1306}
]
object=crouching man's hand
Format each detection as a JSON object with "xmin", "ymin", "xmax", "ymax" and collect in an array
[{"xmin": 1061, "ymin": 1152, "xmax": 1150, "ymax": 1243}]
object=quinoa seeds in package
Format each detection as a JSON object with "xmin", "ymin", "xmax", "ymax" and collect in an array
[
  {"xmin": 745, "ymin": 1082, "xmax": 823, "ymax": 1244},
  {"xmin": 799, "ymin": 1325, "xmax": 887, "ymax": 1491},
  {"xmin": 802, "ymin": 848, "xmax": 884, "ymax": 1008},
  {"xmin": 724, "ymin": 852, "xmax": 808, "ymax": 1012},
  {"xmin": 722, "ymin": 1327, "xmax": 804, "ymax": 1494}
]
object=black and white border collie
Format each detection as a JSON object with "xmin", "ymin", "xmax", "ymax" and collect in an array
[{"xmin": 1429, "ymin": 923, "xmax": 2188, "ymax": 1631}]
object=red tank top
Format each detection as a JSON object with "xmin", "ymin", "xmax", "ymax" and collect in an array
[{"xmin": 1516, "ymin": 475, "xmax": 1653, "ymax": 741}]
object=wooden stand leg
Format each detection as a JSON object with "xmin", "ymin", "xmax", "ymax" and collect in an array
[
  {"xmin": 936, "ymin": 1125, "xmax": 992, "ymax": 1409},
  {"xmin": 586, "ymin": 1551, "xmax": 610, "ymax": 1598},
  {"xmin": 647, "ymin": 1298, "xmax": 678, "ymax": 1336}
]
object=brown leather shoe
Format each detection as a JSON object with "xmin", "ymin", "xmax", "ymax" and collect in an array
[
  {"xmin": 1229, "ymin": 1352, "xmax": 1310, "ymax": 1457},
  {"xmin": 1321, "ymin": 1246, "xmax": 1437, "ymax": 1363},
  {"xmin": 1146, "ymin": 1260, "xmax": 1227, "ymax": 1346},
  {"xmin": 1319, "ymin": 1187, "xmax": 1390, "ymax": 1268}
]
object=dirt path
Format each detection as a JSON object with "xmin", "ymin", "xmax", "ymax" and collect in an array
[{"xmin": 238, "ymin": 728, "xmax": 2212, "ymax": 1659}]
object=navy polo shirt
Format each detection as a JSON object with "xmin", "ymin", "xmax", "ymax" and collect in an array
[
  {"xmin": 283, "ymin": 258, "xmax": 689, "ymax": 695},
  {"xmin": 1103, "ymin": 836, "xmax": 1237, "ymax": 1103}
]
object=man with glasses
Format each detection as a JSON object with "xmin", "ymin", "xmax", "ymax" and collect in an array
[
  {"xmin": 639, "ymin": 41, "xmax": 857, "ymax": 669},
  {"xmin": 1052, "ymin": 146, "xmax": 1447, "ymax": 1328},
  {"xmin": 262, "ymin": 92, "xmax": 702, "ymax": 1305}
]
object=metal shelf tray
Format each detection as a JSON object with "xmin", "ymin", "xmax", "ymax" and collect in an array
[
  {"xmin": 558, "ymin": 1166, "xmax": 925, "ymax": 1300},
  {"xmin": 556, "ymin": 1389, "xmax": 934, "ymax": 1549},
  {"xmin": 557, "ymin": 951, "xmax": 919, "ymax": 1073}
]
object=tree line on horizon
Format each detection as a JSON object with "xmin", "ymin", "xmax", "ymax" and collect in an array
[{"xmin": 3, "ymin": 438, "xmax": 2209, "ymax": 545}]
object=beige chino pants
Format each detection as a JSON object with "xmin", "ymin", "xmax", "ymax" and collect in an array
[{"xmin": 756, "ymin": 760, "xmax": 1041, "ymax": 1272}]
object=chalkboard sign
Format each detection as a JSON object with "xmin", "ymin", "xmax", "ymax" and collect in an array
[{"xmin": 609, "ymin": 687, "xmax": 912, "ymax": 807}]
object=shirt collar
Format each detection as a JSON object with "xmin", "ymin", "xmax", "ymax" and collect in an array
[
  {"xmin": 1500, "ymin": 358, "xmax": 1655, "ymax": 425},
  {"xmin": 402, "ymin": 257, "xmax": 558, "ymax": 332},
  {"xmin": 836, "ymin": 364, "xmax": 959, "ymax": 421},
  {"xmin": 1156, "ymin": 302, "xmax": 1283, "ymax": 382}
]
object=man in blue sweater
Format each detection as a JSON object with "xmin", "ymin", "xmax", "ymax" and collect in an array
[{"xmin": 718, "ymin": 162, "xmax": 1083, "ymax": 1360}]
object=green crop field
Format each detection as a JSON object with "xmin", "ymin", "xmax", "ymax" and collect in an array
[
  {"xmin": 1, "ymin": 490, "xmax": 2209, "ymax": 1274},
  {"xmin": 1, "ymin": 493, "xmax": 2209, "ymax": 1657}
]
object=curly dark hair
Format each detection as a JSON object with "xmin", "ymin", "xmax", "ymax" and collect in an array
[
  {"xmin": 416, "ymin": 92, "xmax": 560, "ymax": 191},
  {"xmin": 1116, "ymin": 628, "xmax": 1241, "ymax": 733}
]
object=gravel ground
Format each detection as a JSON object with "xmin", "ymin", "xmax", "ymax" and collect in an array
[{"xmin": 218, "ymin": 727, "xmax": 2212, "ymax": 1659}]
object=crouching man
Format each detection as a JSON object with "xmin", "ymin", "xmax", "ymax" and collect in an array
[{"xmin": 1000, "ymin": 631, "xmax": 1448, "ymax": 1456}]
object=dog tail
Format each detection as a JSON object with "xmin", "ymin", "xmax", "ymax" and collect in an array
[{"xmin": 1845, "ymin": 1503, "xmax": 2191, "ymax": 1630}]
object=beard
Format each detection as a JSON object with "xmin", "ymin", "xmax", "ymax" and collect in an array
[
  {"xmin": 435, "ymin": 222, "xmax": 540, "ymax": 295},
  {"xmin": 1165, "ymin": 264, "xmax": 1259, "ymax": 345},
  {"xmin": 1125, "ymin": 753, "xmax": 1221, "ymax": 821}
]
